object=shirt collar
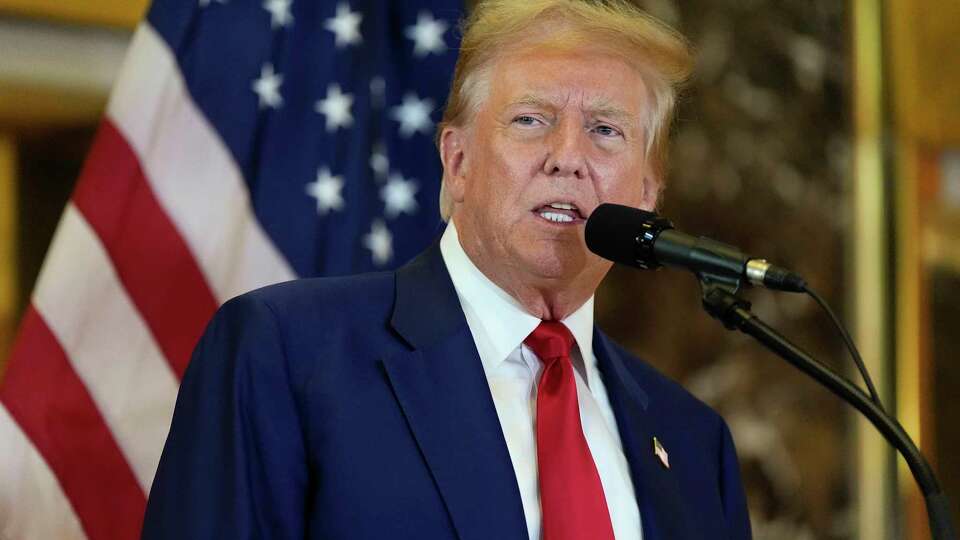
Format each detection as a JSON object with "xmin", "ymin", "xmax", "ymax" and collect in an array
[{"xmin": 439, "ymin": 221, "xmax": 596, "ymax": 378}]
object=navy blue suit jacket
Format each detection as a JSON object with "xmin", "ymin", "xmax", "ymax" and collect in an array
[{"xmin": 142, "ymin": 242, "xmax": 751, "ymax": 539}]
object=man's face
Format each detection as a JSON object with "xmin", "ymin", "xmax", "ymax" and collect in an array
[{"xmin": 442, "ymin": 45, "xmax": 657, "ymax": 294}]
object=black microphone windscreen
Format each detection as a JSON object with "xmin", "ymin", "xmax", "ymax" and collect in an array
[{"xmin": 585, "ymin": 203, "xmax": 658, "ymax": 267}]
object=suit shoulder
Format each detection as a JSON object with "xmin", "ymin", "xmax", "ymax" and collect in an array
[
  {"xmin": 199, "ymin": 271, "xmax": 399, "ymax": 384},
  {"xmin": 223, "ymin": 270, "xmax": 396, "ymax": 319}
]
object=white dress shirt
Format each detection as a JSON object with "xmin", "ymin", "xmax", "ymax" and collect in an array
[{"xmin": 439, "ymin": 222, "xmax": 642, "ymax": 540}]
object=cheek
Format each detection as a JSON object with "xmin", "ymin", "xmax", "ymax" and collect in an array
[
  {"xmin": 594, "ymin": 176, "xmax": 636, "ymax": 204},
  {"xmin": 596, "ymin": 157, "xmax": 648, "ymax": 204},
  {"xmin": 470, "ymin": 177, "xmax": 510, "ymax": 229},
  {"xmin": 484, "ymin": 153, "xmax": 533, "ymax": 213}
]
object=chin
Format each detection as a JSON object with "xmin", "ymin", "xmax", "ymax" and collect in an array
[{"xmin": 521, "ymin": 248, "xmax": 588, "ymax": 282}]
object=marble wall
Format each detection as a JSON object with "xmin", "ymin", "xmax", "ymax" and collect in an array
[{"xmin": 598, "ymin": 1, "xmax": 854, "ymax": 538}]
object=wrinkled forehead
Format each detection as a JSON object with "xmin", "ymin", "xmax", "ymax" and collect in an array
[
  {"xmin": 503, "ymin": 92, "xmax": 637, "ymax": 121},
  {"xmin": 480, "ymin": 44, "xmax": 651, "ymax": 121}
]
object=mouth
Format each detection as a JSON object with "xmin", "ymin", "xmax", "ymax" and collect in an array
[{"xmin": 533, "ymin": 201, "xmax": 586, "ymax": 225}]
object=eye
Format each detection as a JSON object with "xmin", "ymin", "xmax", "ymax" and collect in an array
[
  {"xmin": 512, "ymin": 115, "xmax": 542, "ymax": 126},
  {"xmin": 592, "ymin": 124, "xmax": 623, "ymax": 138}
]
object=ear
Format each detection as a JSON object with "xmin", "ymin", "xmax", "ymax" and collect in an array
[
  {"xmin": 640, "ymin": 177, "xmax": 660, "ymax": 210},
  {"xmin": 639, "ymin": 165, "xmax": 662, "ymax": 211},
  {"xmin": 440, "ymin": 126, "xmax": 468, "ymax": 203}
]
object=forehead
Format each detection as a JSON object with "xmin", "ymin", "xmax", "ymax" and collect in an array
[{"xmin": 483, "ymin": 45, "xmax": 649, "ymax": 115}]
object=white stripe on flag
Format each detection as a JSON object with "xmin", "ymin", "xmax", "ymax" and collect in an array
[
  {"xmin": 0, "ymin": 405, "xmax": 87, "ymax": 540},
  {"xmin": 107, "ymin": 24, "xmax": 296, "ymax": 303},
  {"xmin": 32, "ymin": 204, "xmax": 180, "ymax": 493}
]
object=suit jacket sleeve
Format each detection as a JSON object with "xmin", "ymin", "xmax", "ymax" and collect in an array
[
  {"xmin": 141, "ymin": 293, "xmax": 308, "ymax": 539},
  {"xmin": 719, "ymin": 419, "xmax": 752, "ymax": 539}
]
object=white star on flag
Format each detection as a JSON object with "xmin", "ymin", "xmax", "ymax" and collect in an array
[
  {"xmin": 405, "ymin": 11, "xmax": 449, "ymax": 57},
  {"xmin": 325, "ymin": 2, "xmax": 363, "ymax": 48},
  {"xmin": 381, "ymin": 174, "xmax": 419, "ymax": 217},
  {"xmin": 314, "ymin": 84, "xmax": 355, "ymax": 132},
  {"xmin": 252, "ymin": 63, "xmax": 283, "ymax": 109},
  {"xmin": 391, "ymin": 93, "xmax": 434, "ymax": 138},
  {"xmin": 305, "ymin": 167, "xmax": 345, "ymax": 214},
  {"xmin": 263, "ymin": 0, "xmax": 293, "ymax": 29},
  {"xmin": 364, "ymin": 220, "xmax": 393, "ymax": 265},
  {"xmin": 199, "ymin": 0, "xmax": 227, "ymax": 7}
]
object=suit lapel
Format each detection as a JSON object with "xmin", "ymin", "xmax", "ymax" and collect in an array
[
  {"xmin": 593, "ymin": 332, "xmax": 697, "ymax": 540},
  {"xmin": 384, "ymin": 243, "xmax": 528, "ymax": 540}
]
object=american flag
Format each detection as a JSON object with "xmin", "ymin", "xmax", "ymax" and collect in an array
[{"xmin": 0, "ymin": 0, "xmax": 462, "ymax": 537}]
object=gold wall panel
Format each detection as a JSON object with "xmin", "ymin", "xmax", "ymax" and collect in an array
[
  {"xmin": 887, "ymin": 0, "xmax": 960, "ymax": 146},
  {"xmin": 0, "ymin": 0, "xmax": 148, "ymax": 29},
  {"xmin": 0, "ymin": 133, "xmax": 16, "ymax": 376},
  {"xmin": 887, "ymin": 0, "xmax": 960, "ymax": 537},
  {"xmin": 0, "ymin": 83, "xmax": 106, "ymax": 130},
  {"xmin": 853, "ymin": 0, "xmax": 897, "ymax": 536}
]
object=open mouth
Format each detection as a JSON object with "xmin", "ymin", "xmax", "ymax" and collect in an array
[{"xmin": 534, "ymin": 202, "xmax": 585, "ymax": 224}]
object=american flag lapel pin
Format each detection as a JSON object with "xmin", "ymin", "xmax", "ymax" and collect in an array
[{"xmin": 653, "ymin": 436, "xmax": 670, "ymax": 469}]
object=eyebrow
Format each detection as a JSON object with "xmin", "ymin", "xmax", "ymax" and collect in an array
[
  {"xmin": 507, "ymin": 94, "xmax": 637, "ymax": 123},
  {"xmin": 507, "ymin": 94, "xmax": 556, "ymax": 111}
]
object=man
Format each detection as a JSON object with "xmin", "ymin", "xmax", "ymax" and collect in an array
[{"xmin": 143, "ymin": 1, "xmax": 752, "ymax": 539}]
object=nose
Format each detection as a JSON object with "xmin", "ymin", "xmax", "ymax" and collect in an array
[{"xmin": 542, "ymin": 118, "xmax": 587, "ymax": 180}]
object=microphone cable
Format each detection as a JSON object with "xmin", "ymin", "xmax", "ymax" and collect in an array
[{"xmin": 800, "ymin": 283, "xmax": 884, "ymax": 410}]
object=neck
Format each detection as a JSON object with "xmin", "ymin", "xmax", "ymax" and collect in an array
[
  {"xmin": 496, "ymin": 280, "xmax": 590, "ymax": 321},
  {"xmin": 451, "ymin": 224, "xmax": 599, "ymax": 321}
]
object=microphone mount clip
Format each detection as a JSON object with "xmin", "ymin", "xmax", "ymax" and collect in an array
[{"xmin": 630, "ymin": 213, "xmax": 674, "ymax": 270}]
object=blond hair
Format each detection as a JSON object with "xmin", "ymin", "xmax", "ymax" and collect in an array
[{"xmin": 437, "ymin": 0, "xmax": 693, "ymax": 220}]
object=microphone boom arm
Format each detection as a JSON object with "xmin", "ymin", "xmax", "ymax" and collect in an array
[{"xmin": 698, "ymin": 278, "xmax": 957, "ymax": 540}]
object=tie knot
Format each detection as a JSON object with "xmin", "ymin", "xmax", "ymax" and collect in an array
[{"xmin": 524, "ymin": 321, "xmax": 575, "ymax": 363}]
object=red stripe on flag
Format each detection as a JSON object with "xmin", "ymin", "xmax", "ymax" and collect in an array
[
  {"xmin": 0, "ymin": 307, "xmax": 147, "ymax": 540},
  {"xmin": 72, "ymin": 120, "xmax": 218, "ymax": 378}
]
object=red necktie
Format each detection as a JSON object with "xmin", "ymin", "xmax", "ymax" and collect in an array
[{"xmin": 525, "ymin": 321, "xmax": 616, "ymax": 540}]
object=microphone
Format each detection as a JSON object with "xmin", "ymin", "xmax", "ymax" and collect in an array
[{"xmin": 585, "ymin": 203, "xmax": 806, "ymax": 292}]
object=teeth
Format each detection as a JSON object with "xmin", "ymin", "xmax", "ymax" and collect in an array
[
  {"xmin": 548, "ymin": 202, "xmax": 577, "ymax": 210},
  {"xmin": 540, "ymin": 211, "xmax": 574, "ymax": 223}
]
